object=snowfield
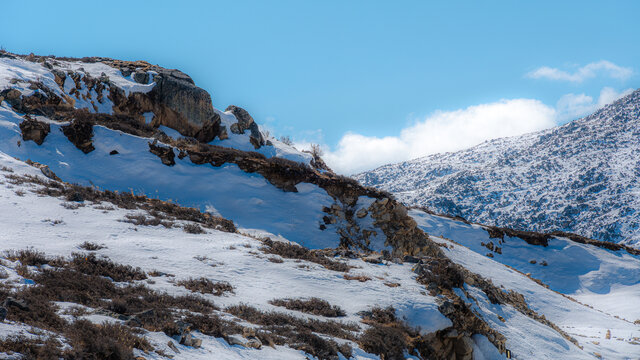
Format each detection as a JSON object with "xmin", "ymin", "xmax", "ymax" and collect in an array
[
  {"xmin": 0, "ymin": 154, "xmax": 451, "ymax": 359},
  {"xmin": 411, "ymin": 209, "xmax": 640, "ymax": 359}
]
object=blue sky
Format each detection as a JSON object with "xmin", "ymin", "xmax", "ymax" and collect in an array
[{"xmin": 3, "ymin": 1, "xmax": 639, "ymax": 173}]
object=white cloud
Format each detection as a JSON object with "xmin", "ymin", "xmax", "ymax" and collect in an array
[
  {"xmin": 323, "ymin": 99, "xmax": 557, "ymax": 175},
  {"xmin": 527, "ymin": 61, "xmax": 633, "ymax": 82},
  {"xmin": 556, "ymin": 87, "xmax": 634, "ymax": 121},
  {"xmin": 320, "ymin": 87, "xmax": 635, "ymax": 175}
]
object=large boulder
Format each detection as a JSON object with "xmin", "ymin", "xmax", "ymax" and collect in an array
[
  {"xmin": 149, "ymin": 69, "xmax": 222, "ymax": 142},
  {"xmin": 225, "ymin": 105, "xmax": 265, "ymax": 148}
]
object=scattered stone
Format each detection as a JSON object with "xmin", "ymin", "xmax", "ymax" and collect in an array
[
  {"xmin": 19, "ymin": 118, "xmax": 50, "ymax": 145},
  {"xmin": 167, "ymin": 341, "xmax": 180, "ymax": 353},
  {"xmin": 226, "ymin": 333, "xmax": 261, "ymax": 349},
  {"xmin": 355, "ymin": 208, "xmax": 368, "ymax": 218},
  {"xmin": 362, "ymin": 253, "xmax": 383, "ymax": 264},
  {"xmin": 40, "ymin": 165, "xmax": 60, "ymax": 181},
  {"xmin": 109, "ymin": 149, "xmax": 119, "ymax": 155},
  {"xmin": 149, "ymin": 141, "xmax": 176, "ymax": 166}
]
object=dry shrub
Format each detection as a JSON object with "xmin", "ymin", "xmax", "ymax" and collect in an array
[
  {"xmin": 65, "ymin": 320, "xmax": 152, "ymax": 359},
  {"xmin": 260, "ymin": 238, "xmax": 350, "ymax": 272},
  {"xmin": 267, "ymin": 256, "xmax": 284, "ymax": 263},
  {"xmin": 0, "ymin": 336, "xmax": 63, "ymax": 359},
  {"xmin": 357, "ymin": 306, "xmax": 416, "ymax": 360},
  {"xmin": 183, "ymin": 223, "xmax": 205, "ymax": 234},
  {"xmin": 269, "ymin": 297, "xmax": 346, "ymax": 317},
  {"xmin": 227, "ymin": 303, "xmax": 354, "ymax": 359},
  {"xmin": 78, "ymin": 241, "xmax": 106, "ymax": 251},
  {"xmin": 5, "ymin": 249, "xmax": 58, "ymax": 266},
  {"xmin": 177, "ymin": 277, "xmax": 234, "ymax": 296},
  {"xmin": 359, "ymin": 324, "xmax": 408, "ymax": 360},
  {"xmin": 182, "ymin": 313, "xmax": 242, "ymax": 338},
  {"xmin": 69, "ymin": 252, "xmax": 147, "ymax": 282},
  {"xmin": 9, "ymin": 173, "xmax": 235, "ymax": 233},
  {"xmin": 226, "ymin": 304, "xmax": 357, "ymax": 340}
]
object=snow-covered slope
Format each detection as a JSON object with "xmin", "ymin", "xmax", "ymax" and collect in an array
[
  {"xmin": 2, "ymin": 153, "xmax": 638, "ymax": 359},
  {"xmin": 0, "ymin": 54, "xmax": 388, "ymax": 252},
  {"xmin": 1, "ymin": 52, "xmax": 638, "ymax": 359},
  {"xmin": 356, "ymin": 90, "xmax": 640, "ymax": 247},
  {"xmin": 410, "ymin": 209, "xmax": 640, "ymax": 359}
]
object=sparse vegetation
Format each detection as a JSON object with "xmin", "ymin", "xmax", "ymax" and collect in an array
[
  {"xmin": 0, "ymin": 250, "xmax": 222, "ymax": 358},
  {"xmin": 4, "ymin": 173, "xmax": 236, "ymax": 232},
  {"xmin": 269, "ymin": 297, "xmax": 346, "ymax": 317},
  {"xmin": 177, "ymin": 277, "xmax": 234, "ymax": 296},
  {"xmin": 226, "ymin": 303, "xmax": 358, "ymax": 359},
  {"xmin": 78, "ymin": 241, "xmax": 106, "ymax": 251},
  {"xmin": 279, "ymin": 135, "xmax": 293, "ymax": 145},
  {"xmin": 267, "ymin": 256, "xmax": 284, "ymax": 263},
  {"xmin": 69, "ymin": 252, "xmax": 147, "ymax": 282},
  {"xmin": 4, "ymin": 249, "xmax": 60, "ymax": 267},
  {"xmin": 183, "ymin": 223, "xmax": 206, "ymax": 234},
  {"xmin": 260, "ymin": 238, "xmax": 351, "ymax": 272}
]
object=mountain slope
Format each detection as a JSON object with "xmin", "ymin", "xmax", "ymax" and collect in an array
[
  {"xmin": 1, "ymin": 52, "xmax": 637, "ymax": 359},
  {"xmin": 356, "ymin": 90, "xmax": 640, "ymax": 247}
]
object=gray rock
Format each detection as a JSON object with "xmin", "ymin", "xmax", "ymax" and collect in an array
[
  {"xmin": 40, "ymin": 165, "xmax": 59, "ymax": 180},
  {"xmin": 167, "ymin": 341, "xmax": 181, "ymax": 353},
  {"xmin": 133, "ymin": 71, "xmax": 150, "ymax": 84},
  {"xmin": 226, "ymin": 334, "xmax": 262, "ymax": 349},
  {"xmin": 149, "ymin": 69, "xmax": 221, "ymax": 142},
  {"xmin": 225, "ymin": 105, "xmax": 265, "ymax": 147}
]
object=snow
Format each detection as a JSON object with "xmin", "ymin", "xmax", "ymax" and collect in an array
[
  {"xmin": 357, "ymin": 90, "xmax": 640, "ymax": 247},
  {"xmin": 0, "ymin": 156, "xmax": 452, "ymax": 359},
  {"xmin": 410, "ymin": 210, "xmax": 640, "ymax": 323},
  {"xmin": 0, "ymin": 103, "xmax": 340, "ymax": 249},
  {"xmin": 209, "ymin": 109, "xmax": 314, "ymax": 166},
  {"xmin": 63, "ymin": 60, "xmax": 156, "ymax": 96},
  {"xmin": 1, "ymin": 56, "xmax": 315, "ymax": 169},
  {"xmin": 0, "ymin": 57, "xmax": 62, "ymax": 96},
  {"xmin": 2, "ymin": 53, "xmax": 637, "ymax": 359},
  {"xmin": 411, "ymin": 209, "xmax": 640, "ymax": 359}
]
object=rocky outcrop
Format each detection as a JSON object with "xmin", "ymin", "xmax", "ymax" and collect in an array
[
  {"xmin": 142, "ymin": 68, "xmax": 222, "ymax": 142},
  {"xmin": 148, "ymin": 141, "xmax": 176, "ymax": 166},
  {"xmin": 62, "ymin": 119, "xmax": 95, "ymax": 153},
  {"xmin": 321, "ymin": 198, "xmax": 441, "ymax": 257},
  {"xmin": 225, "ymin": 105, "xmax": 265, "ymax": 148},
  {"xmin": 19, "ymin": 117, "xmax": 50, "ymax": 145}
]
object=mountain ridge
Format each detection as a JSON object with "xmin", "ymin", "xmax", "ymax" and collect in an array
[{"xmin": 356, "ymin": 89, "xmax": 640, "ymax": 247}]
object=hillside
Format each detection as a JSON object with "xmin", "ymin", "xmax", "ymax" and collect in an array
[
  {"xmin": 0, "ymin": 52, "xmax": 638, "ymax": 359},
  {"xmin": 356, "ymin": 90, "xmax": 640, "ymax": 247}
]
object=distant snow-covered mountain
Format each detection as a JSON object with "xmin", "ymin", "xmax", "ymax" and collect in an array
[{"xmin": 356, "ymin": 90, "xmax": 640, "ymax": 248}]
